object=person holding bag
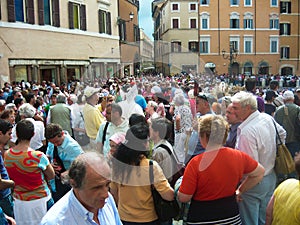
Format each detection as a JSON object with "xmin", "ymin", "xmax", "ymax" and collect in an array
[{"xmin": 110, "ymin": 123, "xmax": 174, "ymax": 225}]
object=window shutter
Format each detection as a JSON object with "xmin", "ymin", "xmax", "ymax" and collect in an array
[
  {"xmin": 27, "ymin": 0, "xmax": 35, "ymax": 24},
  {"xmin": 287, "ymin": 48, "xmax": 290, "ymax": 58},
  {"xmin": 80, "ymin": 4, "xmax": 86, "ymax": 31},
  {"xmin": 99, "ymin": 10, "xmax": 103, "ymax": 33},
  {"xmin": 38, "ymin": 0, "xmax": 44, "ymax": 25},
  {"xmin": 68, "ymin": 1, "xmax": 74, "ymax": 29},
  {"xmin": 52, "ymin": 0, "xmax": 60, "ymax": 27},
  {"xmin": 7, "ymin": 0, "xmax": 16, "ymax": 22},
  {"xmin": 137, "ymin": 27, "xmax": 140, "ymax": 41},
  {"xmin": 106, "ymin": 12, "xmax": 111, "ymax": 35},
  {"xmin": 124, "ymin": 22, "xmax": 127, "ymax": 41}
]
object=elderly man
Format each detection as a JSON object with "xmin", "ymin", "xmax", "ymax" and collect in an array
[
  {"xmin": 231, "ymin": 91, "xmax": 286, "ymax": 225},
  {"xmin": 274, "ymin": 90, "xmax": 300, "ymax": 179},
  {"xmin": 82, "ymin": 87, "xmax": 106, "ymax": 146},
  {"xmin": 47, "ymin": 93, "xmax": 74, "ymax": 137},
  {"xmin": 45, "ymin": 123, "xmax": 84, "ymax": 202},
  {"xmin": 40, "ymin": 152, "xmax": 122, "ymax": 225}
]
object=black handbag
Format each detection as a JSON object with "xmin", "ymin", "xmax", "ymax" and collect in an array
[{"xmin": 149, "ymin": 160, "xmax": 180, "ymax": 222}]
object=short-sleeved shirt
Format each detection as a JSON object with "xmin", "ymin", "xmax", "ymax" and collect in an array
[
  {"xmin": 179, "ymin": 147, "xmax": 258, "ymax": 201},
  {"xmin": 4, "ymin": 149, "xmax": 51, "ymax": 200},
  {"xmin": 110, "ymin": 157, "xmax": 171, "ymax": 223}
]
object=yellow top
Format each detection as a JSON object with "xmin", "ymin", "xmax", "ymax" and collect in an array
[
  {"xmin": 272, "ymin": 178, "xmax": 300, "ymax": 225},
  {"xmin": 110, "ymin": 158, "xmax": 171, "ymax": 223},
  {"xmin": 82, "ymin": 103, "xmax": 105, "ymax": 139}
]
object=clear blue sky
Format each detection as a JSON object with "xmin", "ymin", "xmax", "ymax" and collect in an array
[{"xmin": 139, "ymin": 0, "xmax": 154, "ymax": 40}]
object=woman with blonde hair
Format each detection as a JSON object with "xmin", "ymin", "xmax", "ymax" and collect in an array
[{"xmin": 178, "ymin": 114, "xmax": 265, "ymax": 225}]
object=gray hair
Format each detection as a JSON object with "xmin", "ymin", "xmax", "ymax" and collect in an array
[
  {"xmin": 68, "ymin": 152, "xmax": 109, "ymax": 189},
  {"xmin": 231, "ymin": 91, "xmax": 257, "ymax": 110},
  {"xmin": 56, "ymin": 94, "xmax": 67, "ymax": 103},
  {"xmin": 19, "ymin": 103, "xmax": 36, "ymax": 118},
  {"xmin": 173, "ymin": 93, "xmax": 185, "ymax": 106}
]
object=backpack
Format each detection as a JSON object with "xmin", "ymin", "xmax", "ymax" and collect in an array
[{"xmin": 157, "ymin": 144, "xmax": 185, "ymax": 188}]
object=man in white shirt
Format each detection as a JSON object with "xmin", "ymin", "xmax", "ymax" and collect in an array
[{"xmin": 231, "ymin": 91, "xmax": 286, "ymax": 225}]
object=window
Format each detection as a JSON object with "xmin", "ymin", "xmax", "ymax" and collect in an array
[
  {"xmin": 99, "ymin": 10, "xmax": 111, "ymax": 35},
  {"xmin": 171, "ymin": 3, "xmax": 179, "ymax": 11},
  {"xmin": 244, "ymin": 19, "xmax": 253, "ymax": 29},
  {"xmin": 270, "ymin": 18, "xmax": 279, "ymax": 29},
  {"xmin": 280, "ymin": 2, "xmax": 291, "ymax": 14},
  {"xmin": 189, "ymin": 41, "xmax": 199, "ymax": 52},
  {"xmin": 189, "ymin": 3, "xmax": 197, "ymax": 11},
  {"xmin": 230, "ymin": 12, "xmax": 240, "ymax": 29},
  {"xmin": 230, "ymin": 39, "xmax": 239, "ymax": 52},
  {"xmin": 271, "ymin": 0, "xmax": 278, "ymax": 7},
  {"xmin": 172, "ymin": 18, "xmax": 179, "ymax": 29},
  {"xmin": 134, "ymin": 25, "xmax": 140, "ymax": 42},
  {"xmin": 244, "ymin": 37, "xmax": 252, "ymax": 53},
  {"xmin": 280, "ymin": 23, "xmax": 291, "ymax": 35},
  {"xmin": 230, "ymin": 19, "xmax": 239, "ymax": 28},
  {"xmin": 119, "ymin": 21, "xmax": 126, "ymax": 41},
  {"xmin": 68, "ymin": 2, "xmax": 86, "ymax": 30},
  {"xmin": 244, "ymin": 0, "xmax": 252, "ymax": 6},
  {"xmin": 231, "ymin": 0, "xmax": 239, "ymax": 6},
  {"xmin": 200, "ymin": 0, "xmax": 210, "ymax": 5},
  {"xmin": 270, "ymin": 38, "xmax": 278, "ymax": 53},
  {"xmin": 171, "ymin": 42, "xmax": 182, "ymax": 52},
  {"xmin": 200, "ymin": 13, "xmax": 210, "ymax": 29},
  {"xmin": 200, "ymin": 41, "xmax": 209, "ymax": 53},
  {"xmin": 281, "ymin": 47, "xmax": 290, "ymax": 59},
  {"xmin": 190, "ymin": 18, "xmax": 197, "ymax": 29},
  {"xmin": 12, "ymin": 0, "xmax": 35, "ymax": 24}
]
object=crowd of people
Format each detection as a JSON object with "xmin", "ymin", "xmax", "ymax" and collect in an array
[{"xmin": 0, "ymin": 73, "xmax": 299, "ymax": 225}]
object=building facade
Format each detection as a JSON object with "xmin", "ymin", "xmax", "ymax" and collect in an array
[
  {"xmin": 0, "ymin": 0, "xmax": 121, "ymax": 86},
  {"xmin": 139, "ymin": 29, "xmax": 154, "ymax": 74},
  {"xmin": 153, "ymin": 0, "xmax": 300, "ymax": 77},
  {"xmin": 117, "ymin": 0, "xmax": 140, "ymax": 77}
]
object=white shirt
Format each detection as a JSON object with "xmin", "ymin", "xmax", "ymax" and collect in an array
[
  {"xmin": 236, "ymin": 111, "xmax": 286, "ymax": 175},
  {"xmin": 11, "ymin": 118, "xmax": 45, "ymax": 150}
]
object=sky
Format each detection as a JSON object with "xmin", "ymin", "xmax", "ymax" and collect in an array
[{"xmin": 139, "ymin": 0, "xmax": 154, "ymax": 40}]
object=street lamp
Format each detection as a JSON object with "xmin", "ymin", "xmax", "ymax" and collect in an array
[
  {"xmin": 222, "ymin": 43, "xmax": 238, "ymax": 75},
  {"xmin": 117, "ymin": 12, "xmax": 134, "ymax": 24}
]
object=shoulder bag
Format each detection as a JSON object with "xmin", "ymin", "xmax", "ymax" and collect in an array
[
  {"xmin": 149, "ymin": 160, "xmax": 180, "ymax": 222},
  {"xmin": 272, "ymin": 120, "xmax": 295, "ymax": 175}
]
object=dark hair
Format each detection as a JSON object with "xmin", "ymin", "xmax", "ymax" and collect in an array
[
  {"xmin": 294, "ymin": 153, "xmax": 300, "ymax": 176},
  {"xmin": 45, "ymin": 123, "xmax": 63, "ymax": 139},
  {"xmin": 269, "ymin": 80, "xmax": 279, "ymax": 90},
  {"xmin": 16, "ymin": 119, "xmax": 34, "ymax": 141},
  {"xmin": 24, "ymin": 93, "xmax": 35, "ymax": 104},
  {"xmin": 129, "ymin": 113, "xmax": 147, "ymax": 127},
  {"xmin": 14, "ymin": 98, "xmax": 24, "ymax": 108},
  {"xmin": 68, "ymin": 156, "xmax": 87, "ymax": 189},
  {"xmin": 112, "ymin": 123, "xmax": 149, "ymax": 183},
  {"xmin": 151, "ymin": 117, "xmax": 172, "ymax": 140},
  {"xmin": 245, "ymin": 78, "xmax": 256, "ymax": 92},
  {"xmin": 0, "ymin": 119, "xmax": 13, "ymax": 134}
]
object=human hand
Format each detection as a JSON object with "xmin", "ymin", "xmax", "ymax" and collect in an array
[
  {"xmin": 235, "ymin": 189, "xmax": 243, "ymax": 202},
  {"xmin": 6, "ymin": 215, "xmax": 16, "ymax": 225}
]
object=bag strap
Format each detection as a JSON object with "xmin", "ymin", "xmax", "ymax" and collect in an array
[
  {"xmin": 157, "ymin": 144, "xmax": 181, "ymax": 165},
  {"xmin": 149, "ymin": 160, "xmax": 154, "ymax": 188},
  {"xmin": 102, "ymin": 122, "xmax": 110, "ymax": 145},
  {"xmin": 272, "ymin": 120, "xmax": 283, "ymax": 146},
  {"xmin": 53, "ymin": 146, "xmax": 66, "ymax": 172}
]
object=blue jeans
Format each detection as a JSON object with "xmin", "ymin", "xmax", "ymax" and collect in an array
[
  {"xmin": 238, "ymin": 171, "xmax": 276, "ymax": 225},
  {"xmin": 0, "ymin": 194, "xmax": 14, "ymax": 217}
]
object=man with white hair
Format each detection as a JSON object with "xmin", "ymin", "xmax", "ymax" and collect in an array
[
  {"xmin": 11, "ymin": 103, "xmax": 46, "ymax": 152},
  {"xmin": 274, "ymin": 90, "xmax": 300, "ymax": 159},
  {"xmin": 231, "ymin": 91, "xmax": 286, "ymax": 225},
  {"xmin": 47, "ymin": 94, "xmax": 74, "ymax": 137}
]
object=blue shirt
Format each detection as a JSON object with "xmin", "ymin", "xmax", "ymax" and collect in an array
[
  {"xmin": 40, "ymin": 191, "xmax": 122, "ymax": 225},
  {"xmin": 0, "ymin": 155, "xmax": 11, "ymax": 199},
  {"xmin": 46, "ymin": 131, "xmax": 84, "ymax": 192}
]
